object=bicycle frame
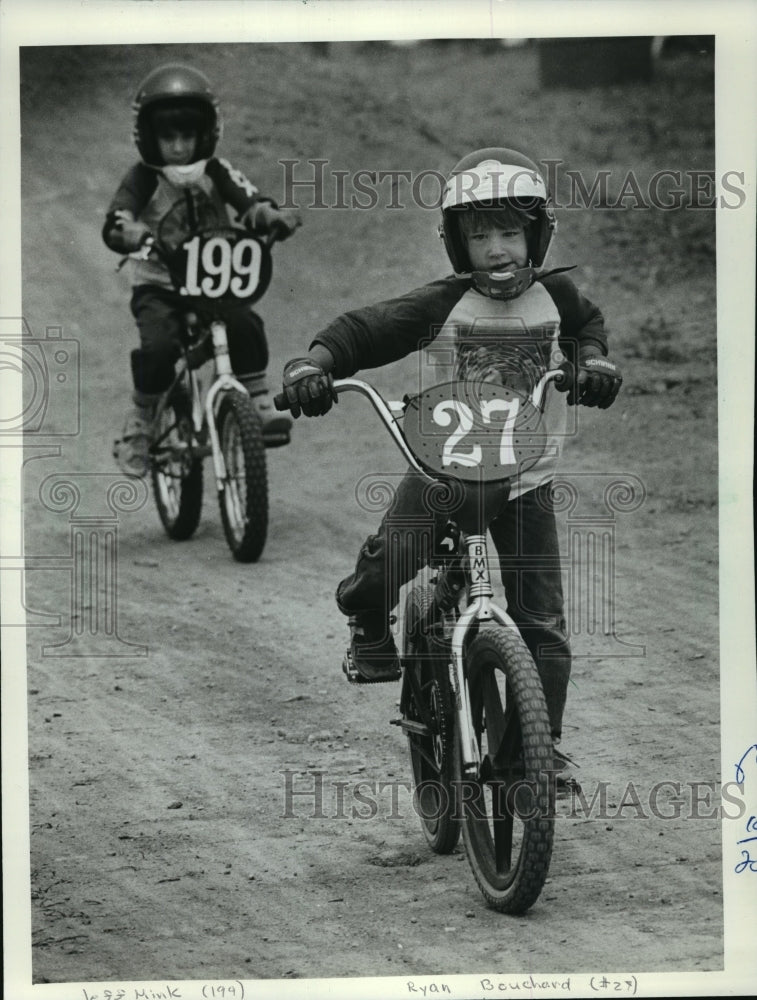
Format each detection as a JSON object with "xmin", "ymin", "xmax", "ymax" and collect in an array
[
  {"xmin": 127, "ymin": 223, "xmax": 274, "ymax": 496},
  {"xmin": 121, "ymin": 212, "xmax": 278, "ymax": 561},
  {"xmin": 161, "ymin": 317, "xmax": 250, "ymax": 493},
  {"xmin": 202, "ymin": 320, "xmax": 252, "ymax": 493},
  {"xmin": 331, "ymin": 369, "xmax": 564, "ymax": 779}
]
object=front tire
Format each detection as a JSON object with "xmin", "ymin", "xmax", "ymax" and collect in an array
[
  {"xmin": 151, "ymin": 388, "xmax": 203, "ymax": 541},
  {"xmin": 456, "ymin": 626, "xmax": 554, "ymax": 914},
  {"xmin": 217, "ymin": 390, "xmax": 268, "ymax": 562}
]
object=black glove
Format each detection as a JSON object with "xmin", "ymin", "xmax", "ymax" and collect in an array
[
  {"xmin": 111, "ymin": 210, "xmax": 152, "ymax": 252},
  {"xmin": 244, "ymin": 203, "xmax": 302, "ymax": 242},
  {"xmin": 265, "ymin": 207, "xmax": 302, "ymax": 242},
  {"xmin": 282, "ymin": 357, "xmax": 338, "ymax": 418},
  {"xmin": 559, "ymin": 351, "xmax": 622, "ymax": 409}
]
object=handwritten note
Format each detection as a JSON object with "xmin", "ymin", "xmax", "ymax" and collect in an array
[
  {"xmin": 734, "ymin": 743, "xmax": 757, "ymax": 874},
  {"xmin": 81, "ymin": 983, "xmax": 245, "ymax": 1000},
  {"xmin": 404, "ymin": 974, "xmax": 640, "ymax": 997}
]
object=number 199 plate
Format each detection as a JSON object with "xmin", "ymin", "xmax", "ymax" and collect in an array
[{"xmin": 178, "ymin": 232, "xmax": 272, "ymax": 303}]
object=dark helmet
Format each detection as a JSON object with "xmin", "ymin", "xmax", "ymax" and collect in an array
[
  {"xmin": 440, "ymin": 147, "xmax": 556, "ymax": 275},
  {"xmin": 133, "ymin": 63, "xmax": 221, "ymax": 166}
]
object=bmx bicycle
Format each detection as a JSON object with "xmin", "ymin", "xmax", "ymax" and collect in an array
[
  {"xmin": 124, "ymin": 198, "xmax": 281, "ymax": 562},
  {"xmin": 276, "ymin": 367, "xmax": 567, "ymax": 913}
]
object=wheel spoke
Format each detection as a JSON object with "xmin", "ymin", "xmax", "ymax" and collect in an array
[
  {"xmin": 151, "ymin": 391, "xmax": 203, "ymax": 541},
  {"xmin": 491, "ymin": 781, "xmax": 514, "ymax": 872},
  {"xmin": 221, "ymin": 411, "xmax": 249, "ymax": 541},
  {"xmin": 410, "ymin": 735, "xmax": 444, "ymax": 774},
  {"xmin": 481, "ymin": 669, "xmax": 506, "ymax": 738}
]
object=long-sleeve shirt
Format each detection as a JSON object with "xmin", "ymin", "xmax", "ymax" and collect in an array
[
  {"xmin": 102, "ymin": 157, "xmax": 273, "ymax": 289},
  {"xmin": 310, "ymin": 271, "xmax": 609, "ymax": 496}
]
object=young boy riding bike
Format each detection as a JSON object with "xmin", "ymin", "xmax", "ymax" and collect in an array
[
  {"xmin": 103, "ymin": 62, "xmax": 301, "ymax": 477},
  {"xmin": 280, "ymin": 147, "xmax": 622, "ymax": 771}
]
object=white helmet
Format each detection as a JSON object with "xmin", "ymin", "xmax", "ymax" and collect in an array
[{"xmin": 440, "ymin": 147, "xmax": 556, "ymax": 299}]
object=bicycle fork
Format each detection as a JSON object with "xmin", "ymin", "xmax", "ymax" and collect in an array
[
  {"xmin": 450, "ymin": 532, "xmax": 520, "ymax": 778},
  {"xmin": 203, "ymin": 320, "xmax": 250, "ymax": 492}
]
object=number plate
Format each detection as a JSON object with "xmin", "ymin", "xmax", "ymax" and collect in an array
[
  {"xmin": 176, "ymin": 231, "xmax": 272, "ymax": 304},
  {"xmin": 402, "ymin": 381, "xmax": 549, "ymax": 483}
]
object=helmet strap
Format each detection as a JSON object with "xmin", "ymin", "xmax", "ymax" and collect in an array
[
  {"xmin": 162, "ymin": 161, "xmax": 208, "ymax": 187},
  {"xmin": 466, "ymin": 266, "xmax": 538, "ymax": 300}
]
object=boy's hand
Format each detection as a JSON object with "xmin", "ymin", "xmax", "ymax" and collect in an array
[
  {"xmin": 282, "ymin": 358, "xmax": 338, "ymax": 418},
  {"xmin": 112, "ymin": 210, "xmax": 152, "ymax": 252},
  {"xmin": 268, "ymin": 207, "xmax": 302, "ymax": 241},
  {"xmin": 557, "ymin": 350, "xmax": 622, "ymax": 408},
  {"xmin": 573, "ymin": 356, "xmax": 622, "ymax": 408},
  {"xmin": 247, "ymin": 203, "xmax": 302, "ymax": 242}
]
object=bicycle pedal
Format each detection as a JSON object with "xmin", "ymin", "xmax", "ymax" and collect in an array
[
  {"xmin": 263, "ymin": 432, "xmax": 291, "ymax": 449},
  {"xmin": 151, "ymin": 439, "xmax": 188, "ymax": 454},
  {"xmin": 555, "ymin": 775, "xmax": 582, "ymax": 799},
  {"xmin": 342, "ymin": 648, "xmax": 364, "ymax": 685},
  {"xmin": 553, "ymin": 746, "xmax": 580, "ymax": 769},
  {"xmin": 341, "ymin": 648, "xmax": 399, "ymax": 685}
]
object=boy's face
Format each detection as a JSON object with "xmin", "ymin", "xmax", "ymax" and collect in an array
[
  {"xmin": 464, "ymin": 217, "xmax": 528, "ymax": 273},
  {"xmin": 157, "ymin": 127, "xmax": 198, "ymax": 166}
]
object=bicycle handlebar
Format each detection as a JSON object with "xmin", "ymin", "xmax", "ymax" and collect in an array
[
  {"xmin": 274, "ymin": 369, "xmax": 567, "ymax": 412},
  {"xmin": 120, "ymin": 226, "xmax": 279, "ymax": 269},
  {"xmin": 273, "ymin": 378, "xmax": 424, "ymax": 472},
  {"xmin": 338, "ymin": 379, "xmax": 428, "ymax": 473},
  {"xmin": 273, "ymin": 369, "xmax": 568, "ymax": 475}
]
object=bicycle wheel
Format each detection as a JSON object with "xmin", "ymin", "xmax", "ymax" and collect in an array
[
  {"xmin": 456, "ymin": 625, "xmax": 554, "ymax": 914},
  {"xmin": 217, "ymin": 390, "xmax": 268, "ymax": 562},
  {"xmin": 151, "ymin": 387, "xmax": 203, "ymax": 541},
  {"xmin": 402, "ymin": 584, "xmax": 460, "ymax": 854}
]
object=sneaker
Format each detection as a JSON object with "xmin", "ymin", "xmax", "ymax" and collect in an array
[
  {"xmin": 251, "ymin": 391, "xmax": 292, "ymax": 447},
  {"xmin": 552, "ymin": 746, "xmax": 581, "ymax": 796},
  {"xmin": 113, "ymin": 410, "xmax": 154, "ymax": 478},
  {"xmin": 342, "ymin": 616, "xmax": 402, "ymax": 684}
]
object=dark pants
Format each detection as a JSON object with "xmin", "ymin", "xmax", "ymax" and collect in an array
[
  {"xmin": 336, "ymin": 474, "xmax": 571, "ymax": 740},
  {"xmin": 129, "ymin": 284, "xmax": 269, "ymax": 394}
]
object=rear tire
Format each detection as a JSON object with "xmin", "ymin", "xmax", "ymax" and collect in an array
[
  {"xmin": 456, "ymin": 626, "xmax": 554, "ymax": 914},
  {"xmin": 217, "ymin": 390, "xmax": 268, "ymax": 562},
  {"xmin": 151, "ymin": 388, "xmax": 203, "ymax": 541},
  {"xmin": 402, "ymin": 584, "xmax": 460, "ymax": 855}
]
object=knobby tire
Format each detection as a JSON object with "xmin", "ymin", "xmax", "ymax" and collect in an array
[
  {"xmin": 217, "ymin": 390, "xmax": 268, "ymax": 563},
  {"xmin": 457, "ymin": 626, "xmax": 554, "ymax": 914}
]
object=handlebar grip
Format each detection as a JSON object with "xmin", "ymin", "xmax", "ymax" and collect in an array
[
  {"xmin": 552, "ymin": 362, "xmax": 575, "ymax": 392},
  {"xmin": 274, "ymin": 379, "xmax": 343, "ymax": 410}
]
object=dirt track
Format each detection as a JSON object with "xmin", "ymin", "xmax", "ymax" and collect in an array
[{"xmin": 15, "ymin": 39, "xmax": 728, "ymax": 994}]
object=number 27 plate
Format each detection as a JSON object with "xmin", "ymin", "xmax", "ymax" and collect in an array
[{"xmin": 402, "ymin": 381, "xmax": 549, "ymax": 483}]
